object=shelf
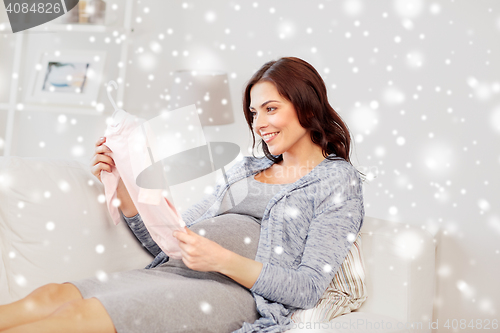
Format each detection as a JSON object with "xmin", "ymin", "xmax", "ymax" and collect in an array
[
  {"xmin": 1, "ymin": 103, "xmax": 104, "ymax": 116},
  {"xmin": 33, "ymin": 23, "xmax": 108, "ymax": 32},
  {"xmin": 2, "ymin": 0, "xmax": 133, "ymax": 156},
  {"xmin": 0, "ymin": 22, "xmax": 124, "ymax": 33}
]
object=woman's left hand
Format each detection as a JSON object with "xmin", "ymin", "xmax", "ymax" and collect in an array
[{"xmin": 172, "ymin": 226, "xmax": 227, "ymax": 273}]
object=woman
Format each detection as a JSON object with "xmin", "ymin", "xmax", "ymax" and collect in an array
[{"xmin": 0, "ymin": 57, "xmax": 364, "ymax": 333}]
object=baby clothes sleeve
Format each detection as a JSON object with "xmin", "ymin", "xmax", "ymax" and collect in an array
[{"xmin": 100, "ymin": 109, "xmax": 186, "ymax": 260}]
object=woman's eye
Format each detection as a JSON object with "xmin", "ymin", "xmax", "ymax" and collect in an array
[{"xmin": 250, "ymin": 107, "xmax": 275, "ymax": 117}]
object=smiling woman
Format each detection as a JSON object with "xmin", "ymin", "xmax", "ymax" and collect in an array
[
  {"xmin": 244, "ymin": 57, "xmax": 365, "ymax": 184},
  {"xmin": 0, "ymin": 56, "xmax": 365, "ymax": 333},
  {"xmin": 243, "ymin": 57, "xmax": 359, "ymax": 168},
  {"xmin": 250, "ymin": 81, "xmax": 314, "ymax": 164}
]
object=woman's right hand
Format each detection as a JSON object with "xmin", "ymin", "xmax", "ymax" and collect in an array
[
  {"xmin": 90, "ymin": 136, "xmax": 115, "ymax": 183},
  {"xmin": 91, "ymin": 137, "xmax": 138, "ymax": 216}
]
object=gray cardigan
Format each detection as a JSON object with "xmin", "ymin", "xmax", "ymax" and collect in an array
[{"xmin": 122, "ymin": 153, "xmax": 365, "ymax": 333}]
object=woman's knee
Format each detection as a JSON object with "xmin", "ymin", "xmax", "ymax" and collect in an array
[
  {"xmin": 26, "ymin": 283, "xmax": 60, "ymax": 304},
  {"xmin": 49, "ymin": 299, "xmax": 86, "ymax": 322},
  {"xmin": 48, "ymin": 298, "xmax": 117, "ymax": 332},
  {"xmin": 27, "ymin": 283, "xmax": 82, "ymax": 308}
]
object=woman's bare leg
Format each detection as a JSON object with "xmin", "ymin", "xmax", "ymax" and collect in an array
[
  {"xmin": 0, "ymin": 283, "xmax": 82, "ymax": 331},
  {"xmin": 0, "ymin": 297, "xmax": 116, "ymax": 333}
]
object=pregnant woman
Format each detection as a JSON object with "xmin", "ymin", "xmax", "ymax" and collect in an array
[{"xmin": 0, "ymin": 56, "xmax": 365, "ymax": 333}]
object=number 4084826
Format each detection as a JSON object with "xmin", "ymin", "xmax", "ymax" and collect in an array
[
  {"xmin": 5, "ymin": 2, "xmax": 62, "ymax": 14},
  {"xmin": 443, "ymin": 318, "xmax": 498, "ymax": 330}
]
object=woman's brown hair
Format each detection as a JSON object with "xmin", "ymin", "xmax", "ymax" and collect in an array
[{"xmin": 242, "ymin": 56, "xmax": 364, "ymax": 178}]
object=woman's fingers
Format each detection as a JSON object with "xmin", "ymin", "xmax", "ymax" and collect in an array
[
  {"xmin": 91, "ymin": 137, "xmax": 116, "ymax": 183},
  {"xmin": 90, "ymin": 151, "xmax": 115, "ymax": 182},
  {"xmin": 94, "ymin": 137, "xmax": 112, "ymax": 155},
  {"xmin": 91, "ymin": 161, "xmax": 113, "ymax": 181},
  {"xmin": 91, "ymin": 151, "xmax": 115, "ymax": 167},
  {"xmin": 97, "ymin": 144, "xmax": 113, "ymax": 155},
  {"xmin": 98, "ymin": 162, "xmax": 112, "ymax": 173},
  {"xmin": 95, "ymin": 137, "xmax": 106, "ymax": 147},
  {"xmin": 94, "ymin": 161, "xmax": 114, "ymax": 177}
]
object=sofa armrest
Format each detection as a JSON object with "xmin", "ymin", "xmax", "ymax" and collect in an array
[
  {"xmin": 0, "ymin": 156, "xmax": 153, "ymax": 304},
  {"xmin": 357, "ymin": 217, "xmax": 436, "ymax": 327}
]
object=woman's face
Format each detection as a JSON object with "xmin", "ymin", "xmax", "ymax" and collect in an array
[{"xmin": 250, "ymin": 81, "xmax": 311, "ymax": 157}]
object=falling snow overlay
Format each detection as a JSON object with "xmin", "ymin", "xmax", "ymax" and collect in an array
[{"xmin": 0, "ymin": 0, "xmax": 499, "ymax": 331}]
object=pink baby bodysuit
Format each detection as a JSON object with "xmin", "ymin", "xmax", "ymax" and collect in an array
[{"xmin": 100, "ymin": 108, "xmax": 186, "ymax": 260}]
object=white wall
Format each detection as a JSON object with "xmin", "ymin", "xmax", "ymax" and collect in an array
[{"xmin": 1, "ymin": 0, "xmax": 499, "ymax": 331}]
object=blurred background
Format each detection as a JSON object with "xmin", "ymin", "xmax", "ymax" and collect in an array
[{"xmin": 0, "ymin": 0, "xmax": 499, "ymax": 331}]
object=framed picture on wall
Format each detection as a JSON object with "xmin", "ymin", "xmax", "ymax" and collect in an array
[{"xmin": 25, "ymin": 50, "xmax": 106, "ymax": 106}]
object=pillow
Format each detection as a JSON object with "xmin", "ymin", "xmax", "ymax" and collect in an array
[{"xmin": 290, "ymin": 232, "xmax": 367, "ymax": 323}]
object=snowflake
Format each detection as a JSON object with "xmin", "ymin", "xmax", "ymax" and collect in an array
[
  {"xmin": 46, "ymin": 221, "xmax": 55, "ymax": 231},
  {"xmin": 96, "ymin": 270, "xmax": 109, "ymax": 282},
  {"xmin": 200, "ymin": 301, "xmax": 212, "ymax": 314},
  {"xmin": 95, "ymin": 244, "xmax": 105, "ymax": 254}
]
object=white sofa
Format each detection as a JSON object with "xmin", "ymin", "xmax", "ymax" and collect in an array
[{"xmin": 0, "ymin": 157, "xmax": 436, "ymax": 333}]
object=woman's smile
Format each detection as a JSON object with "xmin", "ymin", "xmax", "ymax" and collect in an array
[{"xmin": 263, "ymin": 131, "xmax": 280, "ymax": 143}]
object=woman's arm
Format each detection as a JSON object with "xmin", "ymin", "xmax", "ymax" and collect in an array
[
  {"xmin": 249, "ymin": 196, "xmax": 364, "ymax": 309},
  {"xmin": 172, "ymin": 196, "xmax": 362, "ymax": 296},
  {"xmin": 172, "ymin": 226, "xmax": 263, "ymax": 289},
  {"xmin": 120, "ymin": 211, "xmax": 162, "ymax": 257},
  {"xmin": 91, "ymin": 137, "xmax": 138, "ymax": 218},
  {"xmin": 218, "ymin": 252, "xmax": 263, "ymax": 290}
]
